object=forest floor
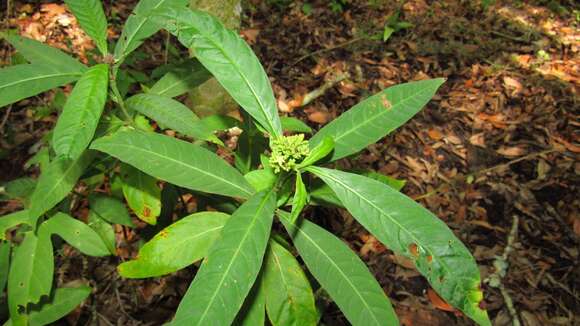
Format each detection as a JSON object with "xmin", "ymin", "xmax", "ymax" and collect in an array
[{"xmin": 0, "ymin": 0, "xmax": 578, "ymax": 325}]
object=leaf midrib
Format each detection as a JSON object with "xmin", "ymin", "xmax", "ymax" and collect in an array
[
  {"xmin": 94, "ymin": 139, "xmax": 253, "ymax": 197},
  {"xmin": 311, "ymin": 168, "xmax": 461, "ymax": 290},
  {"xmin": 291, "ymin": 220, "xmax": 382, "ymax": 326},
  {"xmin": 58, "ymin": 68, "xmax": 106, "ymax": 158},
  {"xmin": 181, "ymin": 16, "xmax": 280, "ymax": 137},
  {"xmin": 194, "ymin": 191, "xmax": 273, "ymax": 325},
  {"xmin": 117, "ymin": 0, "xmax": 170, "ymax": 60},
  {"xmin": 330, "ymin": 85, "xmax": 439, "ymax": 145},
  {"xmin": 0, "ymin": 71, "xmax": 80, "ymax": 91}
]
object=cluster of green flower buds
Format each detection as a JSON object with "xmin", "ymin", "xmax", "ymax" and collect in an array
[{"xmin": 269, "ymin": 134, "xmax": 310, "ymax": 173}]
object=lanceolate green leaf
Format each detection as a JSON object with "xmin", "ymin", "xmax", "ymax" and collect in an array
[
  {"xmin": 306, "ymin": 167, "xmax": 490, "ymax": 326},
  {"xmin": 125, "ymin": 94, "xmax": 218, "ymax": 143},
  {"xmin": 310, "ymin": 79, "xmax": 445, "ymax": 161},
  {"xmin": 26, "ymin": 286, "xmax": 91, "ymax": 326},
  {"xmin": 91, "ymin": 130, "xmax": 254, "ymax": 198},
  {"xmin": 156, "ymin": 8, "xmax": 283, "ymax": 137},
  {"xmin": 2, "ymin": 34, "xmax": 86, "ymax": 73},
  {"xmin": 278, "ymin": 212, "xmax": 398, "ymax": 326},
  {"xmin": 120, "ymin": 164, "xmax": 161, "ymax": 225},
  {"xmin": 0, "ymin": 64, "xmax": 82, "ymax": 108},
  {"xmin": 28, "ymin": 151, "xmax": 95, "ymax": 224},
  {"xmin": 297, "ymin": 136, "xmax": 334, "ymax": 169},
  {"xmin": 149, "ymin": 59, "xmax": 211, "ymax": 98},
  {"xmin": 171, "ymin": 190, "xmax": 276, "ymax": 325},
  {"xmin": 0, "ymin": 210, "xmax": 31, "ymax": 240},
  {"xmin": 64, "ymin": 0, "xmax": 108, "ymax": 55},
  {"xmin": 263, "ymin": 240, "xmax": 317, "ymax": 326},
  {"xmin": 289, "ymin": 172, "xmax": 307, "ymax": 222},
  {"xmin": 118, "ymin": 212, "xmax": 229, "ymax": 278},
  {"xmin": 114, "ymin": 0, "xmax": 189, "ymax": 62},
  {"xmin": 8, "ymin": 231, "xmax": 54, "ymax": 326},
  {"xmin": 53, "ymin": 64, "xmax": 109, "ymax": 160},
  {"xmin": 280, "ymin": 116, "xmax": 312, "ymax": 133},
  {"xmin": 40, "ymin": 212, "xmax": 110, "ymax": 257}
]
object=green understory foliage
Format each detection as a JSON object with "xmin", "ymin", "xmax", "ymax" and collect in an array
[{"xmin": 0, "ymin": 1, "xmax": 491, "ymax": 325}]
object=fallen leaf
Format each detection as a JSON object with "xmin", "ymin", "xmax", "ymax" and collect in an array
[
  {"xmin": 497, "ymin": 146, "xmax": 527, "ymax": 157},
  {"xmin": 427, "ymin": 288, "xmax": 456, "ymax": 312}
]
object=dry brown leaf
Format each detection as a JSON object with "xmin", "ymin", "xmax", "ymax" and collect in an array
[
  {"xmin": 497, "ymin": 146, "xmax": 527, "ymax": 157},
  {"xmin": 427, "ymin": 129, "xmax": 444, "ymax": 141}
]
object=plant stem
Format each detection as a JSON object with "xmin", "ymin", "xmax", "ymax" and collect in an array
[{"xmin": 109, "ymin": 65, "xmax": 134, "ymax": 125}]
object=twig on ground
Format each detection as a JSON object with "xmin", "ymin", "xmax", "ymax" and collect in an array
[
  {"xmin": 290, "ymin": 36, "xmax": 368, "ymax": 67},
  {"xmin": 485, "ymin": 215, "xmax": 521, "ymax": 326}
]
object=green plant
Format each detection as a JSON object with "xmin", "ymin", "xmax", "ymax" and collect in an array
[{"xmin": 0, "ymin": 1, "xmax": 491, "ymax": 325}]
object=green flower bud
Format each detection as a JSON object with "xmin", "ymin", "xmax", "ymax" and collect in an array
[{"xmin": 269, "ymin": 134, "xmax": 310, "ymax": 173}]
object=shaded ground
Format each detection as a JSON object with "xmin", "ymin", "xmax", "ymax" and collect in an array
[{"xmin": 1, "ymin": 0, "xmax": 579, "ymax": 325}]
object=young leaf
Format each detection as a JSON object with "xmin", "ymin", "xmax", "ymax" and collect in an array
[
  {"xmin": 306, "ymin": 167, "xmax": 490, "ymax": 326},
  {"xmin": 120, "ymin": 164, "xmax": 161, "ymax": 225},
  {"xmin": 281, "ymin": 116, "xmax": 312, "ymax": 134},
  {"xmin": 2, "ymin": 34, "xmax": 86, "ymax": 73},
  {"xmin": 91, "ymin": 130, "xmax": 254, "ymax": 198},
  {"xmin": 89, "ymin": 195, "xmax": 134, "ymax": 227},
  {"xmin": 0, "ymin": 64, "xmax": 82, "ymax": 108},
  {"xmin": 114, "ymin": 0, "xmax": 189, "ymax": 62},
  {"xmin": 63, "ymin": 0, "xmax": 108, "ymax": 55},
  {"xmin": 0, "ymin": 210, "xmax": 31, "ymax": 240},
  {"xmin": 171, "ymin": 190, "xmax": 276, "ymax": 325},
  {"xmin": 244, "ymin": 169, "xmax": 276, "ymax": 193},
  {"xmin": 297, "ymin": 136, "xmax": 334, "ymax": 169},
  {"xmin": 118, "ymin": 212, "xmax": 229, "ymax": 278},
  {"xmin": 309, "ymin": 78, "xmax": 445, "ymax": 161},
  {"xmin": 125, "ymin": 94, "xmax": 219, "ymax": 143},
  {"xmin": 53, "ymin": 64, "xmax": 109, "ymax": 160},
  {"xmin": 26, "ymin": 286, "xmax": 91, "ymax": 326},
  {"xmin": 87, "ymin": 211, "xmax": 116, "ymax": 255},
  {"xmin": 0, "ymin": 241, "xmax": 10, "ymax": 293},
  {"xmin": 40, "ymin": 212, "xmax": 110, "ymax": 257},
  {"xmin": 278, "ymin": 211, "xmax": 398, "ymax": 326},
  {"xmin": 289, "ymin": 172, "xmax": 307, "ymax": 222},
  {"xmin": 8, "ymin": 231, "xmax": 54, "ymax": 325},
  {"xmin": 155, "ymin": 8, "xmax": 283, "ymax": 137},
  {"xmin": 263, "ymin": 240, "xmax": 317, "ymax": 326},
  {"xmin": 149, "ymin": 59, "xmax": 211, "ymax": 98},
  {"xmin": 28, "ymin": 151, "xmax": 95, "ymax": 224}
]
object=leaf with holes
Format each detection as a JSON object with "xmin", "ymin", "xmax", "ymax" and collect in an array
[
  {"xmin": 7, "ymin": 231, "xmax": 54, "ymax": 326},
  {"xmin": 306, "ymin": 166, "xmax": 490, "ymax": 326}
]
